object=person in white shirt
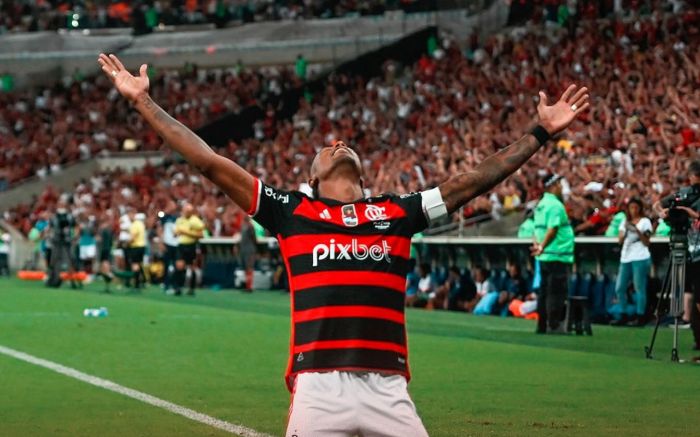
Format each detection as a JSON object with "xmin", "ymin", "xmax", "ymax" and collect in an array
[
  {"xmin": 0, "ymin": 230, "xmax": 10, "ymax": 277},
  {"xmin": 611, "ymin": 198, "xmax": 652, "ymax": 327}
]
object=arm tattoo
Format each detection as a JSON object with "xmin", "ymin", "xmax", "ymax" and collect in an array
[
  {"xmin": 132, "ymin": 93, "xmax": 255, "ymax": 212},
  {"xmin": 441, "ymin": 134, "xmax": 542, "ymax": 214},
  {"xmin": 136, "ymin": 94, "xmax": 215, "ymax": 172}
]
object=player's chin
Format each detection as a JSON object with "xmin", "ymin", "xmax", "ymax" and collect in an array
[{"xmin": 330, "ymin": 155, "xmax": 362, "ymax": 173}]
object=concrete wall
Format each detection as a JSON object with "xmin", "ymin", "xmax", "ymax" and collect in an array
[{"xmin": 0, "ymin": 2, "xmax": 510, "ymax": 88}]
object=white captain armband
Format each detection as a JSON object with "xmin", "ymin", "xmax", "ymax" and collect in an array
[{"xmin": 420, "ymin": 187, "xmax": 448, "ymax": 225}]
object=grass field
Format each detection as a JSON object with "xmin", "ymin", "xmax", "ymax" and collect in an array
[{"xmin": 1, "ymin": 277, "xmax": 699, "ymax": 437}]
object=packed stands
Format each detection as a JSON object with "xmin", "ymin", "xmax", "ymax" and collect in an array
[
  {"xmin": 0, "ymin": 0, "xmax": 424, "ymax": 33},
  {"xmin": 4, "ymin": 8, "xmax": 700, "ymax": 237},
  {"xmin": 0, "ymin": 62, "xmax": 299, "ymax": 187}
]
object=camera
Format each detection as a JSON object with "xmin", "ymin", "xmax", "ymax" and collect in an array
[{"xmin": 665, "ymin": 185, "xmax": 700, "ymax": 233}]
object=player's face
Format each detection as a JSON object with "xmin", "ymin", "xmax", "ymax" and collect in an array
[{"xmin": 312, "ymin": 142, "xmax": 362, "ymax": 180}]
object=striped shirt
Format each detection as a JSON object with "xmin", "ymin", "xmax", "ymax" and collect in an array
[{"xmin": 249, "ymin": 178, "xmax": 445, "ymax": 390}]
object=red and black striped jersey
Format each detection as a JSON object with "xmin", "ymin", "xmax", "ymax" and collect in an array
[{"xmin": 248, "ymin": 178, "xmax": 446, "ymax": 391}]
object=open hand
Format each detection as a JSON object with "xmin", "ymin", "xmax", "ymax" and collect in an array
[
  {"xmin": 537, "ymin": 84, "xmax": 589, "ymax": 135},
  {"xmin": 98, "ymin": 53, "xmax": 149, "ymax": 102}
]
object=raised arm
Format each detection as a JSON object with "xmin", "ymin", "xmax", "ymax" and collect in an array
[
  {"xmin": 440, "ymin": 85, "xmax": 589, "ymax": 214},
  {"xmin": 97, "ymin": 54, "xmax": 255, "ymax": 212}
]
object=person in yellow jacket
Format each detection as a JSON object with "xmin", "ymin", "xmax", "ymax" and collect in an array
[
  {"xmin": 128, "ymin": 210, "xmax": 147, "ymax": 290},
  {"xmin": 174, "ymin": 203, "xmax": 205, "ymax": 296}
]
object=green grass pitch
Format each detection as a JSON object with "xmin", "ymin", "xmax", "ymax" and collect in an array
[{"xmin": 1, "ymin": 277, "xmax": 699, "ymax": 436}]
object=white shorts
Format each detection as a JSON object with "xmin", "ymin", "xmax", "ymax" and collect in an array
[
  {"xmin": 79, "ymin": 244, "xmax": 97, "ymax": 261},
  {"xmin": 286, "ymin": 371, "xmax": 429, "ymax": 437}
]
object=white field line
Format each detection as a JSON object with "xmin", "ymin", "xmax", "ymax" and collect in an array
[{"xmin": 0, "ymin": 344, "xmax": 275, "ymax": 437}]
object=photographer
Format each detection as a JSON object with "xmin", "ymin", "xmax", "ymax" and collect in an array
[
  {"xmin": 654, "ymin": 159, "xmax": 700, "ymax": 351},
  {"xmin": 47, "ymin": 198, "xmax": 79, "ymax": 288}
]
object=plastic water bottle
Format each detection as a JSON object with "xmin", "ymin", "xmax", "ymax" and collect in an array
[{"xmin": 83, "ymin": 307, "xmax": 108, "ymax": 318}]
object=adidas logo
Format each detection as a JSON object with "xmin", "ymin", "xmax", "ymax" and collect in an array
[{"xmin": 319, "ymin": 209, "xmax": 331, "ymax": 220}]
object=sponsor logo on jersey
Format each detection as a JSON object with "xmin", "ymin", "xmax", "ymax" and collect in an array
[
  {"xmin": 312, "ymin": 238, "xmax": 392, "ymax": 266},
  {"xmin": 373, "ymin": 221, "xmax": 391, "ymax": 230},
  {"xmin": 264, "ymin": 187, "xmax": 289, "ymax": 204},
  {"xmin": 364, "ymin": 205, "xmax": 388, "ymax": 221},
  {"xmin": 341, "ymin": 204, "xmax": 358, "ymax": 227}
]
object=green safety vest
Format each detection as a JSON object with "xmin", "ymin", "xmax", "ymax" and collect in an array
[
  {"xmin": 534, "ymin": 192, "xmax": 574, "ymax": 264},
  {"xmin": 517, "ymin": 218, "xmax": 535, "ymax": 239}
]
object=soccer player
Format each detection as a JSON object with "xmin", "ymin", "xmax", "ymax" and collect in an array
[
  {"xmin": 239, "ymin": 215, "xmax": 258, "ymax": 291},
  {"xmin": 174, "ymin": 202, "xmax": 205, "ymax": 296},
  {"xmin": 98, "ymin": 53, "xmax": 588, "ymax": 436},
  {"xmin": 158, "ymin": 200, "xmax": 179, "ymax": 294},
  {"xmin": 96, "ymin": 210, "xmax": 116, "ymax": 292}
]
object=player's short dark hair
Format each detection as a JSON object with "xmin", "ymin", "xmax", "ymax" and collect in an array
[{"xmin": 689, "ymin": 160, "xmax": 700, "ymax": 177}]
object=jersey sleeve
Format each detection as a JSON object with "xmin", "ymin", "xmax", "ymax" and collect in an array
[
  {"xmin": 391, "ymin": 187, "xmax": 449, "ymax": 235},
  {"xmin": 248, "ymin": 178, "xmax": 298, "ymax": 235}
]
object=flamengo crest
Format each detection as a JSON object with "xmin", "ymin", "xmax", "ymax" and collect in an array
[{"xmin": 365, "ymin": 204, "xmax": 388, "ymax": 221}]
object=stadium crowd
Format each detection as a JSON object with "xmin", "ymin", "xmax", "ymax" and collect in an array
[
  {"xmin": 209, "ymin": 7, "xmax": 700, "ymax": 235},
  {"xmin": 3, "ymin": 8, "xmax": 700, "ymax": 238},
  {"xmin": 0, "ymin": 62, "xmax": 299, "ymax": 188},
  {"xmin": 5, "ymin": 7, "xmax": 700, "ymax": 229},
  {"xmin": 0, "ymin": 0, "xmax": 420, "ymax": 33}
]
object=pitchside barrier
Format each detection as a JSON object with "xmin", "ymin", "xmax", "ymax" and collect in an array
[{"xmin": 199, "ymin": 236, "xmax": 673, "ymax": 289}]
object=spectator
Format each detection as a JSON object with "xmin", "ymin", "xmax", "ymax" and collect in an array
[
  {"xmin": 428, "ymin": 265, "xmax": 475, "ymax": 311},
  {"xmin": 295, "ymin": 54, "xmax": 307, "ymax": 80},
  {"xmin": 466, "ymin": 266, "xmax": 496, "ymax": 313},
  {"xmin": 239, "ymin": 215, "xmax": 258, "ymax": 291},
  {"xmin": 406, "ymin": 263, "xmax": 433, "ymax": 307},
  {"xmin": 611, "ymin": 198, "xmax": 652, "ymax": 326}
]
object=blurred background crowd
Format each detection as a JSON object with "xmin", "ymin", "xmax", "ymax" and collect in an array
[{"xmin": 3, "ymin": 1, "xmax": 700, "ymax": 238}]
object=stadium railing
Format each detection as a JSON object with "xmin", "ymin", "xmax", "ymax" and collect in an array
[{"xmin": 198, "ymin": 236, "xmax": 673, "ymax": 287}]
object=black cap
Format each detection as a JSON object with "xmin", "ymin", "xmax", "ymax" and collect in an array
[{"xmin": 542, "ymin": 173, "xmax": 562, "ymax": 188}]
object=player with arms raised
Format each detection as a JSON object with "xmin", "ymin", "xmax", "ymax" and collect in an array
[{"xmin": 98, "ymin": 53, "xmax": 588, "ymax": 436}]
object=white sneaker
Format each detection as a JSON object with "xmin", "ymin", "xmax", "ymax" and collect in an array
[{"xmin": 678, "ymin": 320, "xmax": 691, "ymax": 329}]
